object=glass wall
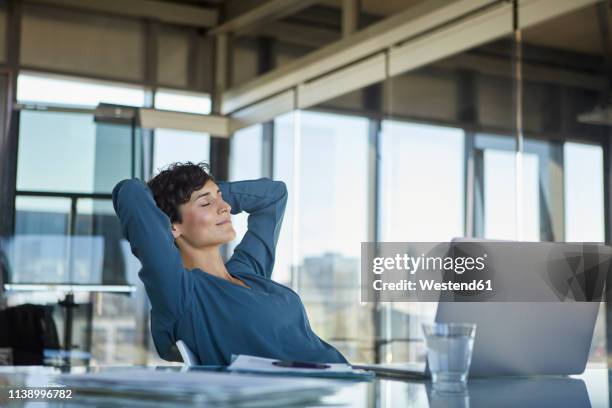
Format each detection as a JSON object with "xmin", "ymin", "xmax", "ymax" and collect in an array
[
  {"xmin": 4, "ymin": 1, "xmax": 610, "ymax": 369},
  {"xmin": 7, "ymin": 73, "xmax": 214, "ymax": 366},
  {"xmin": 229, "ymin": 124, "xmax": 263, "ymax": 255},
  {"xmin": 154, "ymin": 89, "xmax": 211, "ymax": 115},
  {"xmin": 13, "ymin": 109, "xmax": 133, "ymax": 288},
  {"xmin": 519, "ymin": 3, "xmax": 610, "ymax": 363},
  {"xmin": 17, "ymin": 111, "xmax": 97, "ymax": 193},
  {"xmin": 152, "ymin": 90, "xmax": 211, "ymax": 175},
  {"xmin": 378, "ymin": 121, "xmax": 465, "ymax": 362},
  {"xmin": 477, "ymin": 134, "xmax": 541, "ymax": 241},
  {"xmin": 11, "ymin": 103, "xmax": 142, "ymax": 364},
  {"xmin": 380, "ymin": 121, "xmax": 465, "ymax": 242},
  {"xmin": 253, "ymin": 2, "xmax": 612, "ymax": 366},
  {"xmin": 271, "ymin": 110, "xmax": 373, "ymax": 362},
  {"xmin": 152, "ymin": 129, "xmax": 211, "ymax": 175},
  {"xmin": 17, "ymin": 72, "xmax": 145, "ymax": 107},
  {"xmin": 297, "ymin": 111, "xmax": 371, "ymax": 361},
  {"xmin": 273, "ymin": 113, "xmax": 297, "ymax": 286},
  {"xmin": 564, "ymin": 142, "xmax": 605, "ymax": 243}
]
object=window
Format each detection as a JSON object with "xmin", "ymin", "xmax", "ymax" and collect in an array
[
  {"xmin": 154, "ymin": 89, "xmax": 211, "ymax": 115},
  {"xmin": 380, "ymin": 121, "xmax": 465, "ymax": 241},
  {"xmin": 17, "ymin": 72, "xmax": 145, "ymax": 107},
  {"xmin": 275, "ymin": 110, "xmax": 373, "ymax": 362},
  {"xmin": 564, "ymin": 142, "xmax": 606, "ymax": 364},
  {"xmin": 483, "ymin": 149, "xmax": 539, "ymax": 241},
  {"xmin": 152, "ymin": 130, "xmax": 211, "ymax": 175},
  {"xmin": 152, "ymin": 90, "xmax": 212, "ymax": 175},
  {"xmin": 229, "ymin": 124, "xmax": 263, "ymax": 254},
  {"xmin": 14, "ymin": 197, "xmax": 70, "ymax": 235},
  {"xmin": 17, "ymin": 111, "xmax": 97, "ymax": 193},
  {"xmin": 379, "ymin": 120, "xmax": 465, "ymax": 363},
  {"xmin": 273, "ymin": 113, "xmax": 296, "ymax": 286},
  {"xmin": 299, "ymin": 112, "xmax": 368, "ymax": 260},
  {"xmin": 15, "ymin": 108, "xmax": 132, "ymax": 287},
  {"xmin": 11, "ymin": 74, "xmax": 148, "ymax": 366},
  {"xmin": 564, "ymin": 142, "xmax": 604, "ymax": 242}
]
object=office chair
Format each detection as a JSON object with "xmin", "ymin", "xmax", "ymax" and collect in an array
[
  {"xmin": 0, "ymin": 304, "xmax": 60, "ymax": 365},
  {"xmin": 176, "ymin": 340, "xmax": 200, "ymax": 368}
]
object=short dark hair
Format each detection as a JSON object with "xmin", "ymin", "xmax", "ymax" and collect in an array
[{"xmin": 147, "ymin": 161, "xmax": 213, "ymax": 224}]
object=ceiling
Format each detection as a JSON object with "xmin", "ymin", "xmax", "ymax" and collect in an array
[
  {"xmin": 163, "ymin": 0, "xmax": 425, "ymax": 20},
  {"xmin": 523, "ymin": 3, "xmax": 611, "ymax": 56},
  {"xmin": 158, "ymin": 0, "xmax": 611, "ymax": 57},
  {"xmin": 319, "ymin": 0, "xmax": 424, "ymax": 16}
]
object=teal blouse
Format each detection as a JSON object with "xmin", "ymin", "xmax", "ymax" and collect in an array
[{"xmin": 112, "ymin": 178, "xmax": 348, "ymax": 365}]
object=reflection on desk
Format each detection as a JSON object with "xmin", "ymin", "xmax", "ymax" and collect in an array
[
  {"xmin": 426, "ymin": 377, "xmax": 589, "ymax": 408},
  {"xmin": 0, "ymin": 365, "xmax": 607, "ymax": 407}
]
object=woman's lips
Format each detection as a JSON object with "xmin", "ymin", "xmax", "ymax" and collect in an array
[{"xmin": 217, "ymin": 220, "xmax": 231, "ymax": 226}]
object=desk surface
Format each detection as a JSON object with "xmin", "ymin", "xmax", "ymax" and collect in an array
[{"xmin": 0, "ymin": 365, "xmax": 608, "ymax": 407}]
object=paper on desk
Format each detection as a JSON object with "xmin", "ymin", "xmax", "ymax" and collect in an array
[
  {"xmin": 59, "ymin": 368, "xmax": 338, "ymax": 406},
  {"xmin": 228, "ymin": 355, "xmax": 353, "ymax": 374},
  {"xmin": 227, "ymin": 355, "xmax": 374, "ymax": 381}
]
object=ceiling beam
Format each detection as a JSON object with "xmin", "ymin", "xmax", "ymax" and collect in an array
[
  {"xmin": 255, "ymin": 21, "xmax": 339, "ymax": 48},
  {"xmin": 221, "ymin": 0, "xmax": 496, "ymax": 114},
  {"xmin": 26, "ymin": 0, "xmax": 218, "ymax": 27},
  {"xmin": 209, "ymin": 0, "xmax": 320, "ymax": 36},
  {"xmin": 139, "ymin": 109, "xmax": 230, "ymax": 137}
]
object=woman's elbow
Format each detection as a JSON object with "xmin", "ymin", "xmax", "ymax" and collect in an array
[{"xmin": 274, "ymin": 180, "xmax": 288, "ymax": 198}]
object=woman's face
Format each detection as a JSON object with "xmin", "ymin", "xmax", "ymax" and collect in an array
[{"xmin": 171, "ymin": 180, "xmax": 236, "ymax": 248}]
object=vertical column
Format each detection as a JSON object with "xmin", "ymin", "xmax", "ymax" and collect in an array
[
  {"xmin": 363, "ymin": 79, "xmax": 382, "ymax": 363},
  {"xmin": 464, "ymin": 134, "xmax": 476, "ymax": 237},
  {"xmin": 210, "ymin": 33, "xmax": 230, "ymax": 181},
  {"xmin": 473, "ymin": 149, "xmax": 485, "ymax": 238},
  {"xmin": 543, "ymin": 144, "xmax": 564, "ymax": 242},
  {"xmin": 6, "ymin": 0, "xmax": 20, "ymax": 105},
  {"xmin": 142, "ymin": 19, "xmax": 159, "ymax": 180},
  {"xmin": 144, "ymin": 20, "xmax": 159, "ymax": 97},
  {"xmin": 187, "ymin": 27, "xmax": 200, "ymax": 91},
  {"xmin": 512, "ymin": 0, "xmax": 524, "ymax": 241},
  {"xmin": 595, "ymin": 3, "xmax": 611, "ymax": 368},
  {"xmin": 0, "ymin": 0, "xmax": 22, "ymax": 237},
  {"xmin": 342, "ymin": 0, "xmax": 360, "ymax": 38},
  {"xmin": 604, "ymin": 125, "xmax": 612, "ymax": 384},
  {"xmin": 211, "ymin": 33, "xmax": 231, "ymax": 262},
  {"xmin": 212, "ymin": 34, "xmax": 229, "ymax": 114},
  {"xmin": 257, "ymin": 36, "xmax": 275, "ymax": 179},
  {"xmin": 456, "ymin": 69, "xmax": 478, "ymax": 238}
]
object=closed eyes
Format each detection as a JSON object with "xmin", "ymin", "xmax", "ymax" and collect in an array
[{"xmin": 199, "ymin": 190, "xmax": 221, "ymax": 207}]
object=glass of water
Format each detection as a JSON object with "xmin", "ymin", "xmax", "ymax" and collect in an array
[{"xmin": 422, "ymin": 322, "xmax": 476, "ymax": 392}]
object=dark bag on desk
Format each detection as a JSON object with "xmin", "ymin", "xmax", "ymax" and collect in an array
[{"xmin": 0, "ymin": 304, "xmax": 60, "ymax": 365}]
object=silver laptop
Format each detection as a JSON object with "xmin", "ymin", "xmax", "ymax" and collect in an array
[{"xmin": 354, "ymin": 240, "xmax": 612, "ymax": 378}]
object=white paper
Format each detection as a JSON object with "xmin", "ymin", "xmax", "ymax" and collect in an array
[{"xmin": 228, "ymin": 354, "xmax": 354, "ymax": 374}]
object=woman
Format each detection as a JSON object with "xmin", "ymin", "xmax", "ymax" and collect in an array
[{"xmin": 112, "ymin": 162, "xmax": 348, "ymax": 365}]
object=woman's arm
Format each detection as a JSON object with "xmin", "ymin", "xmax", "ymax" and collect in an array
[
  {"xmin": 219, "ymin": 178, "xmax": 288, "ymax": 279},
  {"xmin": 112, "ymin": 179, "xmax": 191, "ymax": 325}
]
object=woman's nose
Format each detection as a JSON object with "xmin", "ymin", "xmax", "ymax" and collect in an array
[{"xmin": 218, "ymin": 199, "xmax": 231, "ymax": 214}]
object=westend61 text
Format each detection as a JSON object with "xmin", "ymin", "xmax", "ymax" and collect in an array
[{"xmin": 372, "ymin": 279, "xmax": 493, "ymax": 292}]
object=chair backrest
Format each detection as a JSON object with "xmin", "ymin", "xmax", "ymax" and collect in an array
[
  {"xmin": 0, "ymin": 304, "xmax": 60, "ymax": 365},
  {"xmin": 176, "ymin": 340, "xmax": 200, "ymax": 367}
]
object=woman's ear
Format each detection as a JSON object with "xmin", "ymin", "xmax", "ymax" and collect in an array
[{"xmin": 171, "ymin": 223, "xmax": 182, "ymax": 239}]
